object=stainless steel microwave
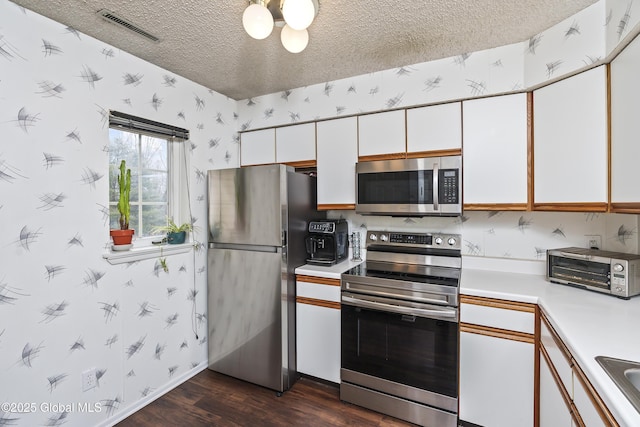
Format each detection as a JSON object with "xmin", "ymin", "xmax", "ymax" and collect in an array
[
  {"xmin": 355, "ymin": 155, "xmax": 462, "ymax": 217},
  {"xmin": 547, "ymin": 247, "xmax": 640, "ymax": 299}
]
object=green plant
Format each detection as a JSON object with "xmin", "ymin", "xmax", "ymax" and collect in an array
[
  {"xmin": 151, "ymin": 217, "xmax": 194, "ymax": 235},
  {"xmin": 116, "ymin": 160, "xmax": 132, "ymax": 230},
  {"xmin": 159, "ymin": 257, "xmax": 169, "ymax": 273}
]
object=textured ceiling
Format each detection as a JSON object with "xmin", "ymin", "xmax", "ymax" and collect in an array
[{"xmin": 9, "ymin": 0, "xmax": 599, "ymax": 100}]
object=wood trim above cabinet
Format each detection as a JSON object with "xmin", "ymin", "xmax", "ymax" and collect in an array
[
  {"xmin": 610, "ymin": 202, "xmax": 640, "ymax": 214},
  {"xmin": 284, "ymin": 160, "xmax": 317, "ymax": 168},
  {"xmin": 296, "ymin": 296, "xmax": 340, "ymax": 310},
  {"xmin": 460, "ymin": 294, "xmax": 537, "ymax": 313},
  {"xmin": 406, "ymin": 148, "xmax": 462, "ymax": 158},
  {"xmin": 317, "ymin": 203, "xmax": 356, "ymax": 211},
  {"xmin": 460, "ymin": 323, "xmax": 535, "ymax": 344},
  {"xmin": 358, "ymin": 153, "xmax": 407, "ymax": 162},
  {"xmin": 463, "ymin": 203, "xmax": 528, "ymax": 211},
  {"xmin": 532, "ymin": 202, "xmax": 609, "ymax": 212},
  {"xmin": 296, "ymin": 275, "xmax": 341, "ymax": 287}
]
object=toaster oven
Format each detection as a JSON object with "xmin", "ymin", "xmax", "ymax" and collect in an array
[{"xmin": 547, "ymin": 247, "xmax": 640, "ymax": 299}]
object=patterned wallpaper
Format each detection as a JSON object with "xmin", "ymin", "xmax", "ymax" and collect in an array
[
  {"xmin": 329, "ymin": 211, "xmax": 639, "ymax": 261},
  {"xmin": 236, "ymin": 0, "xmax": 636, "ymax": 128},
  {"xmin": 236, "ymin": 0, "xmax": 640, "ymax": 263},
  {"xmin": 1, "ymin": 0, "xmax": 639, "ymax": 426},
  {"xmin": 0, "ymin": 2, "xmax": 238, "ymax": 426}
]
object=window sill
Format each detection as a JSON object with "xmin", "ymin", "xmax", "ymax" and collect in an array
[{"xmin": 103, "ymin": 242, "xmax": 192, "ymax": 265}]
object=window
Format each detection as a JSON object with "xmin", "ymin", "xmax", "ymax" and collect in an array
[{"xmin": 108, "ymin": 111, "xmax": 190, "ymax": 240}]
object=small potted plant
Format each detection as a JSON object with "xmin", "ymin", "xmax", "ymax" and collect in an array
[
  {"xmin": 152, "ymin": 218, "xmax": 193, "ymax": 244},
  {"xmin": 110, "ymin": 160, "xmax": 135, "ymax": 248}
]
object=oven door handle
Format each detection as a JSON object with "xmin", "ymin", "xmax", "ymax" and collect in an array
[{"xmin": 341, "ymin": 295, "xmax": 457, "ymax": 322}]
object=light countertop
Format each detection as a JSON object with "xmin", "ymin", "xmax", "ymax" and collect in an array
[
  {"xmin": 297, "ymin": 256, "xmax": 640, "ymax": 426},
  {"xmin": 461, "ymin": 263, "xmax": 640, "ymax": 427},
  {"xmin": 295, "ymin": 258, "xmax": 364, "ymax": 280}
]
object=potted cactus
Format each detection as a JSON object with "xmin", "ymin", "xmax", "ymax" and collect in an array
[{"xmin": 110, "ymin": 160, "xmax": 135, "ymax": 248}]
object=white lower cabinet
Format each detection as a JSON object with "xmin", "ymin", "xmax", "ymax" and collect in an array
[
  {"xmin": 540, "ymin": 313, "xmax": 618, "ymax": 427},
  {"xmin": 460, "ymin": 331, "xmax": 535, "ymax": 427},
  {"xmin": 459, "ymin": 296, "xmax": 536, "ymax": 427},
  {"xmin": 295, "ymin": 275, "xmax": 341, "ymax": 383},
  {"xmin": 540, "ymin": 351, "xmax": 573, "ymax": 427}
]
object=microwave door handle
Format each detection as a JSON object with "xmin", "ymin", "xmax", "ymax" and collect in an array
[{"xmin": 433, "ymin": 162, "xmax": 439, "ymax": 210}]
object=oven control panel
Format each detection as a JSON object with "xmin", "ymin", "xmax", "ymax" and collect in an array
[{"xmin": 366, "ymin": 231, "xmax": 461, "ymax": 250}]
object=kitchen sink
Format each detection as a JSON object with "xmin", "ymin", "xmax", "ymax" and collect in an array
[{"xmin": 596, "ymin": 356, "xmax": 640, "ymax": 413}]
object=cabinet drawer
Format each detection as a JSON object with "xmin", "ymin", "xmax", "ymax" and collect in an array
[
  {"xmin": 460, "ymin": 296, "xmax": 535, "ymax": 334},
  {"xmin": 296, "ymin": 276, "xmax": 341, "ymax": 303},
  {"xmin": 541, "ymin": 315, "xmax": 573, "ymax": 397}
]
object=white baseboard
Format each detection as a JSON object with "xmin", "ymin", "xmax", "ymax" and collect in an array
[{"xmin": 98, "ymin": 361, "xmax": 208, "ymax": 427}]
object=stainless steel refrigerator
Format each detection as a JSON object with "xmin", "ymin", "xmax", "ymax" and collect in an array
[{"xmin": 206, "ymin": 164, "xmax": 322, "ymax": 393}]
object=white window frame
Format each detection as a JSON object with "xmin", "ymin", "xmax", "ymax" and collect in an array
[{"xmin": 104, "ymin": 112, "xmax": 192, "ymax": 262}]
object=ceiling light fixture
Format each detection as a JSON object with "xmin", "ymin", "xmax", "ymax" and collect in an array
[{"xmin": 242, "ymin": 0, "xmax": 318, "ymax": 53}]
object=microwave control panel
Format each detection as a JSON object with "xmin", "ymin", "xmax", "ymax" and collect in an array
[{"xmin": 440, "ymin": 169, "xmax": 459, "ymax": 204}]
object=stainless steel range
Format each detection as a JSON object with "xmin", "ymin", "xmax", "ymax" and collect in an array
[{"xmin": 340, "ymin": 230, "xmax": 461, "ymax": 427}]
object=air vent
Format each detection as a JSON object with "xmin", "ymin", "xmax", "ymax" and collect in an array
[{"xmin": 97, "ymin": 9, "xmax": 160, "ymax": 42}]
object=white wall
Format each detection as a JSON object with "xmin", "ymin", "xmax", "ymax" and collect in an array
[
  {"xmin": 2, "ymin": 0, "xmax": 640, "ymax": 426},
  {"xmin": 330, "ymin": 211, "xmax": 639, "ymax": 262},
  {"xmin": 0, "ymin": 2, "xmax": 238, "ymax": 426},
  {"xmin": 238, "ymin": 0, "xmax": 640, "ymax": 265}
]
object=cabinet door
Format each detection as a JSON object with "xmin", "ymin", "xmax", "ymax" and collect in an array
[
  {"xmin": 533, "ymin": 66, "xmax": 608, "ymax": 210},
  {"xmin": 358, "ymin": 110, "xmax": 406, "ymax": 159},
  {"xmin": 540, "ymin": 352, "xmax": 573, "ymax": 427},
  {"xmin": 572, "ymin": 367, "xmax": 609, "ymax": 427},
  {"xmin": 296, "ymin": 302, "xmax": 341, "ymax": 383},
  {"xmin": 275, "ymin": 123, "xmax": 316, "ymax": 165},
  {"xmin": 240, "ymin": 128, "xmax": 276, "ymax": 166},
  {"xmin": 316, "ymin": 117, "xmax": 358, "ymax": 209},
  {"xmin": 460, "ymin": 330, "xmax": 535, "ymax": 427},
  {"xmin": 406, "ymin": 102, "xmax": 462, "ymax": 156},
  {"xmin": 463, "ymin": 93, "xmax": 528, "ymax": 209},
  {"xmin": 611, "ymin": 34, "xmax": 640, "ymax": 212}
]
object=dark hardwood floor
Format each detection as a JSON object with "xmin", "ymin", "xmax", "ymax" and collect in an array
[{"xmin": 117, "ymin": 369, "xmax": 416, "ymax": 426}]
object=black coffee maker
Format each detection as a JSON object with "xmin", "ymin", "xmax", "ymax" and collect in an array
[{"xmin": 305, "ymin": 219, "xmax": 349, "ymax": 265}]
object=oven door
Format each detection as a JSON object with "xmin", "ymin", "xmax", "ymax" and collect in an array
[{"xmin": 341, "ymin": 293, "xmax": 458, "ymax": 400}]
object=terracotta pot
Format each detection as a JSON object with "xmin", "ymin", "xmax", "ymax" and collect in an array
[{"xmin": 110, "ymin": 229, "xmax": 135, "ymax": 246}]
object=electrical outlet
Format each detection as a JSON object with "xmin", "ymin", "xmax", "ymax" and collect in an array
[
  {"xmin": 81, "ymin": 367, "xmax": 97, "ymax": 391},
  {"xmin": 585, "ymin": 234, "xmax": 602, "ymax": 249}
]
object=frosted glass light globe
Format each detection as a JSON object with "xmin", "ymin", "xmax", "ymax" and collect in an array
[
  {"xmin": 242, "ymin": 3, "xmax": 274, "ymax": 40},
  {"xmin": 281, "ymin": 24, "xmax": 309, "ymax": 53},
  {"xmin": 282, "ymin": 0, "xmax": 315, "ymax": 30}
]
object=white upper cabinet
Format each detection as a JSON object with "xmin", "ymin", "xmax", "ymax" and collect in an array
[
  {"xmin": 463, "ymin": 93, "xmax": 528, "ymax": 208},
  {"xmin": 611, "ymin": 35, "xmax": 640, "ymax": 211},
  {"xmin": 275, "ymin": 123, "xmax": 316, "ymax": 164},
  {"xmin": 316, "ymin": 117, "xmax": 358, "ymax": 208},
  {"xmin": 406, "ymin": 102, "xmax": 462, "ymax": 155},
  {"xmin": 358, "ymin": 110, "xmax": 406, "ymax": 158},
  {"xmin": 533, "ymin": 65, "xmax": 608, "ymax": 209},
  {"xmin": 240, "ymin": 128, "xmax": 275, "ymax": 166}
]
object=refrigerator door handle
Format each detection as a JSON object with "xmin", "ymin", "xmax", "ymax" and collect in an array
[
  {"xmin": 208, "ymin": 242, "xmax": 281, "ymax": 253},
  {"xmin": 282, "ymin": 230, "xmax": 287, "ymax": 247}
]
